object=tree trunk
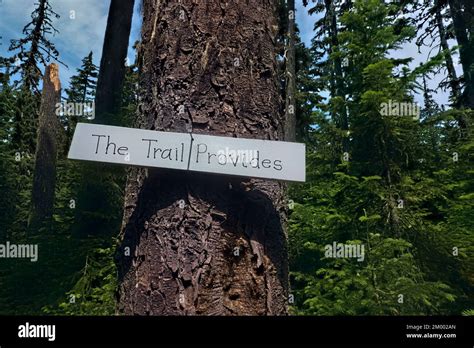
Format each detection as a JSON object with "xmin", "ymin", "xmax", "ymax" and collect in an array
[
  {"xmin": 95, "ymin": 0, "xmax": 135, "ymax": 124},
  {"xmin": 326, "ymin": 0, "xmax": 349, "ymax": 152},
  {"xmin": 117, "ymin": 0, "xmax": 288, "ymax": 315},
  {"xmin": 449, "ymin": 0, "xmax": 474, "ymax": 109},
  {"xmin": 74, "ymin": 0, "xmax": 135, "ymax": 237},
  {"xmin": 285, "ymin": 0, "xmax": 296, "ymax": 142},
  {"xmin": 29, "ymin": 63, "xmax": 61, "ymax": 229},
  {"xmin": 435, "ymin": 0, "xmax": 461, "ymax": 103}
]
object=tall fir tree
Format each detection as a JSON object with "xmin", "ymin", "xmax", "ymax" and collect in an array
[
  {"xmin": 9, "ymin": 0, "xmax": 63, "ymax": 93},
  {"xmin": 63, "ymin": 52, "xmax": 98, "ymax": 145},
  {"xmin": 8, "ymin": 0, "xmax": 64, "ymax": 154},
  {"xmin": 65, "ymin": 52, "xmax": 98, "ymax": 104}
]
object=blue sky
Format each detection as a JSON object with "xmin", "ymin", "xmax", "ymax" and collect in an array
[{"xmin": 0, "ymin": 0, "xmax": 460, "ymax": 107}]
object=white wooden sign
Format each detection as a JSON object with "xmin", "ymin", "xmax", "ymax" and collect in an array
[{"xmin": 68, "ymin": 123, "xmax": 306, "ymax": 182}]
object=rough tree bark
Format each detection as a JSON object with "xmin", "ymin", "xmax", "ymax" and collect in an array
[
  {"xmin": 95, "ymin": 0, "xmax": 135, "ymax": 124},
  {"xmin": 117, "ymin": 0, "xmax": 288, "ymax": 315},
  {"xmin": 29, "ymin": 63, "xmax": 61, "ymax": 229},
  {"xmin": 284, "ymin": 0, "xmax": 296, "ymax": 142}
]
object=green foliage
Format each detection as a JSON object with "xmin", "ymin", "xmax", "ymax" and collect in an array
[
  {"xmin": 290, "ymin": 0, "xmax": 473, "ymax": 315},
  {"xmin": 43, "ymin": 247, "xmax": 117, "ymax": 315},
  {"xmin": 292, "ymin": 234, "xmax": 455, "ymax": 315},
  {"xmin": 0, "ymin": 3, "xmax": 127, "ymax": 315},
  {"xmin": 0, "ymin": 0, "xmax": 472, "ymax": 317},
  {"xmin": 8, "ymin": 0, "xmax": 64, "ymax": 92},
  {"xmin": 65, "ymin": 52, "xmax": 98, "ymax": 103}
]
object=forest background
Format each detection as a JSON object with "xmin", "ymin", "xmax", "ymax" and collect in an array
[{"xmin": 0, "ymin": 0, "xmax": 472, "ymax": 315}]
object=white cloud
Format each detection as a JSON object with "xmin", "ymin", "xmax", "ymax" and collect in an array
[
  {"xmin": 0, "ymin": 0, "xmax": 110, "ymax": 88},
  {"xmin": 50, "ymin": 0, "xmax": 110, "ymax": 84}
]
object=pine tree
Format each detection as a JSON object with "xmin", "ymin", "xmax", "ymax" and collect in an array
[
  {"xmin": 9, "ymin": 0, "xmax": 63, "ymax": 93},
  {"xmin": 7, "ymin": 0, "xmax": 64, "ymax": 154},
  {"xmin": 416, "ymin": 0, "xmax": 461, "ymax": 104},
  {"xmin": 415, "ymin": 0, "xmax": 467, "ymax": 133},
  {"xmin": 308, "ymin": 0, "xmax": 353, "ymax": 152},
  {"xmin": 289, "ymin": 0, "xmax": 459, "ymax": 315},
  {"xmin": 65, "ymin": 52, "xmax": 98, "ymax": 104},
  {"xmin": 63, "ymin": 52, "xmax": 98, "ymax": 146},
  {"xmin": 0, "ymin": 62, "xmax": 17, "ymax": 239}
]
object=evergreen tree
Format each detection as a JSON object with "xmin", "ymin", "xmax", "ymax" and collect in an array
[
  {"xmin": 9, "ymin": 0, "xmax": 63, "ymax": 92},
  {"xmin": 65, "ymin": 52, "xmax": 98, "ymax": 104},
  {"xmin": 7, "ymin": 0, "xmax": 64, "ymax": 154},
  {"xmin": 62, "ymin": 52, "xmax": 98, "ymax": 147},
  {"xmin": 0, "ymin": 0, "xmax": 472, "ymax": 318},
  {"xmin": 289, "ymin": 0, "xmax": 462, "ymax": 315}
]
